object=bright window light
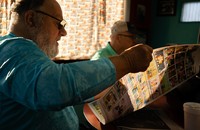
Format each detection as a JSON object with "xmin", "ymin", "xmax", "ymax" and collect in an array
[{"xmin": 181, "ymin": 2, "xmax": 200, "ymax": 22}]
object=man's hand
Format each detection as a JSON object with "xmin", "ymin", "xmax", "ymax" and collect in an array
[
  {"xmin": 121, "ymin": 44, "xmax": 153, "ymax": 73},
  {"xmin": 109, "ymin": 44, "xmax": 153, "ymax": 80}
]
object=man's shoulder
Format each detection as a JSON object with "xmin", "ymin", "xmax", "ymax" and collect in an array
[
  {"xmin": 0, "ymin": 35, "xmax": 39, "ymax": 57},
  {"xmin": 91, "ymin": 47, "xmax": 110, "ymax": 60},
  {"xmin": 0, "ymin": 35, "xmax": 36, "ymax": 48}
]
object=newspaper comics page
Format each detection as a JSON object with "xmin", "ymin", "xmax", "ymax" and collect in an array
[
  {"xmin": 124, "ymin": 44, "xmax": 200, "ymax": 111},
  {"xmin": 88, "ymin": 80, "xmax": 133, "ymax": 124},
  {"xmin": 88, "ymin": 44, "xmax": 200, "ymax": 124}
]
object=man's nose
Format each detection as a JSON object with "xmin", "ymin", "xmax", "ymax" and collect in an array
[{"xmin": 60, "ymin": 28, "xmax": 67, "ymax": 36}]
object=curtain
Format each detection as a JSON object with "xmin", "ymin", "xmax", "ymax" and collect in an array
[
  {"xmin": 0, "ymin": 0, "xmax": 13, "ymax": 35},
  {"xmin": 0, "ymin": 0, "xmax": 126, "ymax": 60},
  {"xmin": 57, "ymin": 0, "xmax": 125, "ymax": 59}
]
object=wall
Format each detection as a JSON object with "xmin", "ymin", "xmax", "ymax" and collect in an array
[{"xmin": 149, "ymin": 0, "xmax": 199, "ymax": 48}]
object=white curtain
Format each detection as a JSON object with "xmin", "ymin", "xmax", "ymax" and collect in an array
[
  {"xmin": 0, "ymin": 0, "xmax": 13, "ymax": 36},
  {"xmin": 0, "ymin": 0, "xmax": 127, "ymax": 60},
  {"xmin": 57, "ymin": 0, "xmax": 126, "ymax": 60}
]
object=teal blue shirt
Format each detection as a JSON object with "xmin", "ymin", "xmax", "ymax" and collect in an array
[
  {"xmin": 91, "ymin": 42, "xmax": 118, "ymax": 60},
  {"xmin": 0, "ymin": 33, "xmax": 116, "ymax": 130}
]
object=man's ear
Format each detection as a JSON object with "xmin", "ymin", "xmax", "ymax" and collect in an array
[{"xmin": 24, "ymin": 10, "xmax": 36, "ymax": 27}]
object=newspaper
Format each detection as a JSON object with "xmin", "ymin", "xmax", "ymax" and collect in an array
[{"xmin": 88, "ymin": 44, "xmax": 200, "ymax": 125}]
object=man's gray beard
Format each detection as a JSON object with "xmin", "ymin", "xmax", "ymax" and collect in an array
[{"xmin": 32, "ymin": 30, "xmax": 58, "ymax": 59}]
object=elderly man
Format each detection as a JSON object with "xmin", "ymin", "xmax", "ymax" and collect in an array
[
  {"xmin": 92, "ymin": 20, "xmax": 144, "ymax": 60},
  {"xmin": 0, "ymin": 0, "xmax": 153, "ymax": 130}
]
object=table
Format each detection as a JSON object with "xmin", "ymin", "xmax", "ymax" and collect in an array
[{"xmin": 83, "ymin": 103, "xmax": 184, "ymax": 130}]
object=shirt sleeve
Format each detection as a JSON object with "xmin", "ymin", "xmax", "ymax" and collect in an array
[{"xmin": 0, "ymin": 38, "xmax": 117, "ymax": 110}]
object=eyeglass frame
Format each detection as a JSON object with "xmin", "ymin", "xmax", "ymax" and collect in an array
[
  {"xmin": 118, "ymin": 34, "xmax": 144, "ymax": 44},
  {"xmin": 118, "ymin": 34, "xmax": 136, "ymax": 40},
  {"xmin": 34, "ymin": 10, "xmax": 67, "ymax": 29}
]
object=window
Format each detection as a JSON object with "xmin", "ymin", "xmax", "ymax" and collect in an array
[{"xmin": 181, "ymin": 1, "xmax": 200, "ymax": 22}]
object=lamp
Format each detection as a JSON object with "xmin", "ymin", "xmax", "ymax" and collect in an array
[{"xmin": 181, "ymin": 1, "xmax": 200, "ymax": 43}]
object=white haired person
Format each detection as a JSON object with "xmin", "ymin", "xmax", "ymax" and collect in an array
[{"xmin": 92, "ymin": 20, "xmax": 145, "ymax": 60}]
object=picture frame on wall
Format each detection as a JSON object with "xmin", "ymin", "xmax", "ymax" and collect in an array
[{"xmin": 157, "ymin": 0, "xmax": 177, "ymax": 16}]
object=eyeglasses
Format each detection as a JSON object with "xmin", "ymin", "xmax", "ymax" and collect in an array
[
  {"xmin": 35, "ymin": 10, "xmax": 67, "ymax": 30},
  {"xmin": 118, "ymin": 34, "xmax": 144, "ymax": 44},
  {"xmin": 118, "ymin": 34, "xmax": 135, "ymax": 40}
]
